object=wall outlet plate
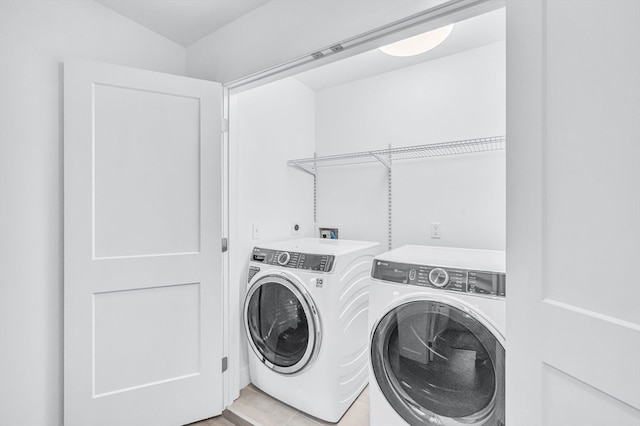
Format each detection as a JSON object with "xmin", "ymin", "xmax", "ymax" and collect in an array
[
  {"xmin": 252, "ymin": 223, "xmax": 261, "ymax": 239},
  {"xmin": 431, "ymin": 222, "xmax": 441, "ymax": 239},
  {"xmin": 291, "ymin": 222, "xmax": 301, "ymax": 235}
]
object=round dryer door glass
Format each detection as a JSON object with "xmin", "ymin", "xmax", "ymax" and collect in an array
[
  {"xmin": 245, "ymin": 276, "xmax": 318, "ymax": 374},
  {"xmin": 371, "ymin": 300, "xmax": 505, "ymax": 426}
]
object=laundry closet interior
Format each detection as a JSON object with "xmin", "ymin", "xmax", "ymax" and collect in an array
[
  {"xmin": 4, "ymin": 0, "xmax": 638, "ymax": 424},
  {"xmin": 229, "ymin": 5, "xmax": 506, "ymax": 384}
]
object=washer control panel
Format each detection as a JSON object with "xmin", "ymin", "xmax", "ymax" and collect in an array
[
  {"xmin": 251, "ymin": 247, "xmax": 334, "ymax": 273},
  {"xmin": 371, "ymin": 260, "xmax": 505, "ymax": 297}
]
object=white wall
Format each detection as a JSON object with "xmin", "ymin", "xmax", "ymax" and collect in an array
[
  {"xmin": 0, "ymin": 2, "xmax": 185, "ymax": 425},
  {"xmin": 186, "ymin": 0, "xmax": 444, "ymax": 83},
  {"xmin": 229, "ymin": 77, "xmax": 316, "ymax": 386},
  {"xmin": 314, "ymin": 41, "xmax": 505, "ymax": 250}
]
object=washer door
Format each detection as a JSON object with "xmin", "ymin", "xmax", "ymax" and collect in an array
[
  {"xmin": 371, "ymin": 300, "xmax": 505, "ymax": 426},
  {"xmin": 244, "ymin": 274, "xmax": 320, "ymax": 375}
]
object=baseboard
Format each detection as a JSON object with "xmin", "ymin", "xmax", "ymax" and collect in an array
[{"xmin": 239, "ymin": 364, "xmax": 251, "ymax": 389}]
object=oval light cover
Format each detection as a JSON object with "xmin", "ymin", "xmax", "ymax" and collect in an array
[{"xmin": 379, "ymin": 24, "xmax": 454, "ymax": 57}]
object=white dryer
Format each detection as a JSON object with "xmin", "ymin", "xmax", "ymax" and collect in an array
[
  {"xmin": 244, "ymin": 238, "xmax": 381, "ymax": 422},
  {"xmin": 369, "ymin": 245, "xmax": 506, "ymax": 426}
]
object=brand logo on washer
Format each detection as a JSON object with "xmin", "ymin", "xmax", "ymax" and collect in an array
[{"xmin": 315, "ymin": 278, "xmax": 324, "ymax": 288}]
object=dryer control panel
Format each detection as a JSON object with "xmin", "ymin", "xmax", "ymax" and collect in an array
[
  {"xmin": 371, "ymin": 260, "xmax": 506, "ymax": 297},
  {"xmin": 251, "ymin": 247, "xmax": 335, "ymax": 273}
]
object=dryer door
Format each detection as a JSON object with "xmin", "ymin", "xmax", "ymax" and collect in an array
[
  {"xmin": 371, "ymin": 300, "xmax": 505, "ymax": 426},
  {"xmin": 244, "ymin": 274, "xmax": 320, "ymax": 375}
]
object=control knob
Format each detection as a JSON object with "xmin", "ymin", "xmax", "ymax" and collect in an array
[
  {"xmin": 277, "ymin": 252, "xmax": 291, "ymax": 266},
  {"xmin": 428, "ymin": 268, "xmax": 449, "ymax": 287}
]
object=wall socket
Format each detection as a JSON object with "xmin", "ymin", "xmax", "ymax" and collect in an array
[
  {"xmin": 431, "ymin": 223, "xmax": 441, "ymax": 239},
  {"xmin": 252, "ymin": 223, "xmax": 261, "ymax": 239},
  {"xmin": 291, "ymin": 222, "xmax": 301, "ymax": 235}
]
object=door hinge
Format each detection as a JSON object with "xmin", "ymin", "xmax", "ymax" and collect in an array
[
  {"xmin": 221, "ymin": 237, "xmax": 228, "ymax": 253},
  {"xmin": 222, "ymin": 356, "xmax": 228, "ymax": 373},
  {"xmin": 222, "ymin": 118, "xmax": 229, "ymax": 133}
]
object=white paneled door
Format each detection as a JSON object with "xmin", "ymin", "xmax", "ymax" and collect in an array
[
  {"xmin": 507, "ymin": 1, "xmax": 640, "ymax": 425},
  {"xmin": 64, "ymin": 61, "xmax": 223, "ymax": 426}
]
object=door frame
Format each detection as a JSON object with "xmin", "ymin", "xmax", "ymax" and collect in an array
[{"xmin": 221, "ymin": 0, "xmax": 505, "ymax": 405}]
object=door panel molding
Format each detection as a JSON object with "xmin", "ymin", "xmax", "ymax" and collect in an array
[{"xmin": 542, "ymin": 299, "xmax": 640, "ymax": 409}]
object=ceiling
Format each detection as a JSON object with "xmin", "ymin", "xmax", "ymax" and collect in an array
[
  {"xmin": 294, "ymin": 8, "xmax": 505, "ymax": 91},
  {"xmin": 93, "ymin": 1, "xmax": 504, "ymax": 91},
  {"xmin": 94, "ymin": 0, "xmax": 270, "ymax": 46}
]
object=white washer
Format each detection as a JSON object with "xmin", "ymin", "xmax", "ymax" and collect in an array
[
  {"xmin": 368, "ymin": 245, "xmax": 506, "ymax": 426},
  {"xmin": 244, "ymin": 238, "xmax": 381, "ymax": 422}
]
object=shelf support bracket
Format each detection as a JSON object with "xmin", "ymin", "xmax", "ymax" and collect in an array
[
  {"xmin": 289, "ymin": 162, "xmax": 316, "ymax": 176},
  {"xmin": 371, "ymin": 152, "xmax": 391, "ymax": 169}
]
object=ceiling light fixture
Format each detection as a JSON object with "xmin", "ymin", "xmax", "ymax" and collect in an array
[{"xmin": 379, "ymin": 24, "xmax": 455, "ymax": 57}]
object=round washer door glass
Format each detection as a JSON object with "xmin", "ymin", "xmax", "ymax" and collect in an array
[
  {"xmin": 371, "ymin": 300, "xmax": 505, "ymax": 426},
  {"xmin": 245, "ymin": 276, "xmax": 317, "ymax": 373}
]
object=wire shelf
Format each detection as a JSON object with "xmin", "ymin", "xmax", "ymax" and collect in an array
[{"xmin": 288, "ymin": 136, "xmax": 505, "ymax": 175}]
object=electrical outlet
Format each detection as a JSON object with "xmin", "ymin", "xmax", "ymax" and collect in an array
[
  {"xmin": 431, "ymin": 223, "xmax": 441, "ymax": 239},
  {"xmin": 291, "ymin": 222, "xmax": 301, "ymax": 235},
  {"xmin": 252, "ymin": 223, "xmax": 261, "ymax": 239}
]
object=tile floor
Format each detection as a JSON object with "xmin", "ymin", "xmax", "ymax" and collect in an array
[
  {"xmin": 186, "ymin": 416, "xmax": 235, "ymax": 426},
  {"xmin": 188, "ymin": 384, "xmax": 369, "ymax": 426}
]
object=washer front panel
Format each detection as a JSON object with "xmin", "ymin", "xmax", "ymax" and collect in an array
[
  {"xmin": 371, "ymin": 299, "xmax": 505, "ymax": 426},
  {"xmin": 244, "ymin": 274, "xmax": 320, "ymax": 375}
]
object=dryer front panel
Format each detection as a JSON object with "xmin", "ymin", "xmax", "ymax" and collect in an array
[
  {"xmin": 371, "ymin": 300, "xmax": 505, "ymax": 426},
  {"xmin": 244, "ymin": 274, "xmax": 320, "ymax": 375}
]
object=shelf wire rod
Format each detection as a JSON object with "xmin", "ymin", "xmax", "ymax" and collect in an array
[
  {"xmin": 288, "ymin": 136, "xmax": 506, "ymax": 171},
  {"xmin": 314, "ymin": 159, "xmax": 378, "ymax": 168}
]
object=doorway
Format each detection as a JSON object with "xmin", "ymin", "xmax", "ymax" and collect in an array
[{"xmin": 225, "ymin": 2, "xmax": 506, "ymax": 401}]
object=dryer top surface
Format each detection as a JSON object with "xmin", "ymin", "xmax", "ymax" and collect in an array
[
  {"xmin": 255, "ymin": 237, "xmax": 380, "ymax": 256},
  {"xmin": 375, "ymin": 245, "xmax": 505, "ymax": 273}
]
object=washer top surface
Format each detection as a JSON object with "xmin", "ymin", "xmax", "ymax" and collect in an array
[
  {"xmin": 375, "ymin": 245, "xmax": 505, "ymax": 273},
  {"xmin": 256, "ymin": 237, "xmax": 379, "ymax": 256}
]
